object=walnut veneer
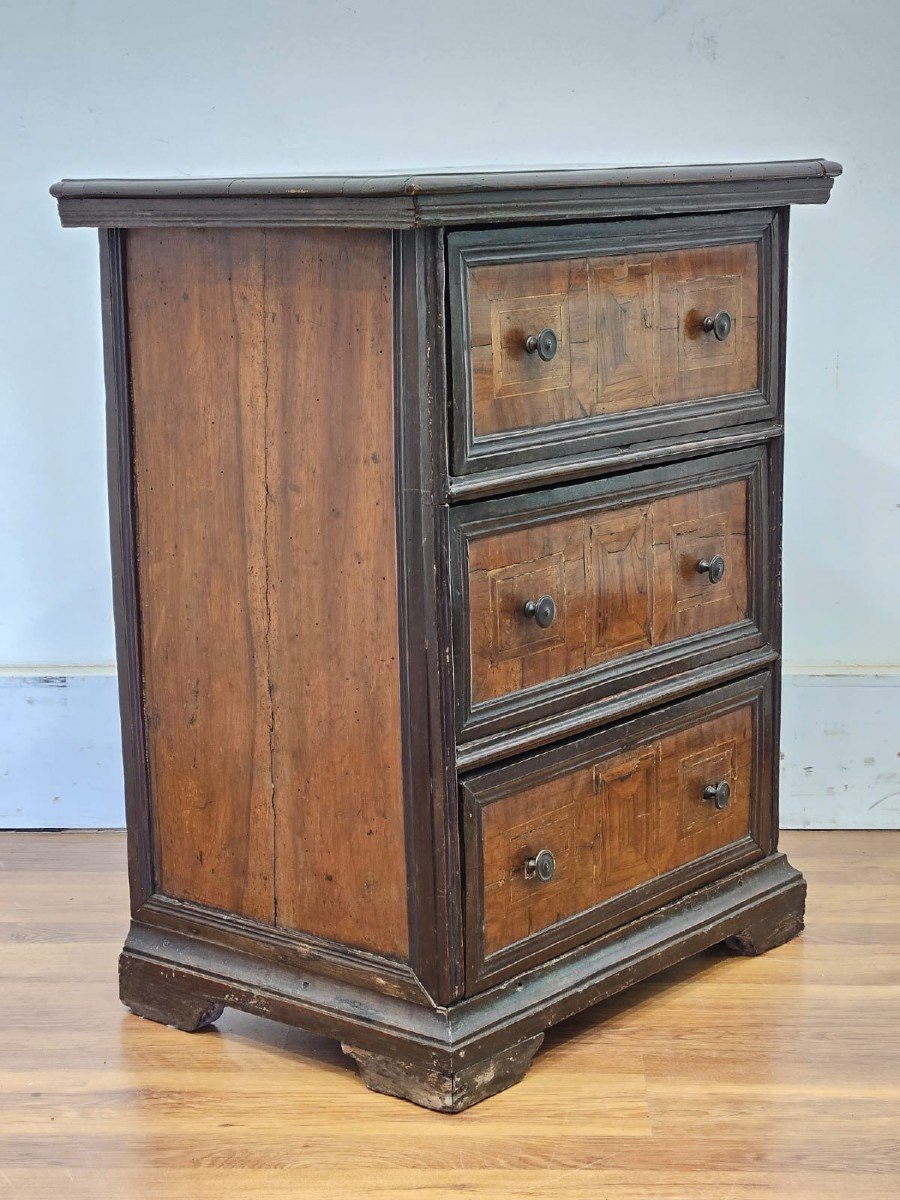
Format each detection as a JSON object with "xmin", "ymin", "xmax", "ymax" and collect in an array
[
  {"xmin": 465, "ymin": 240, "xmax": 759, "ymax": 436},
  {"xmin": 52, "ymin": 159, "xmax": 840, "ymax": 1111}
]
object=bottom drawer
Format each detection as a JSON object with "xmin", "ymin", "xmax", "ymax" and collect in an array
[{"xmin": 462, "ymin": 672, "xmax": 774, "ymax": 991}]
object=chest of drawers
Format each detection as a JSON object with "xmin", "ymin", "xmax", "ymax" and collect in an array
[{"xmin": 52, "ymin": 159, "xmax": 840, "ymax": 1111}]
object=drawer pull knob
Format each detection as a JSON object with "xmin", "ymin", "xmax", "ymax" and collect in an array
[
  {"xmin": 524, "ymin": 328, "xmax": 559, "ymax": 362},
  {"xmin": 702, "ymin": 310, "xmax": 733, "ymax": 341},
  {"xmin": 697, "ymin": 554, "xmax": 726, "ymax": 584},
  {"xmin": 524, "ymin": 595, "xmax": 557, "ymax": 628},
  {"xmin": 525, "ymin": 849, "xmax": 556, "ymax": 882},
  {"xmin": 703, "ymin": 780, "xmax": 732, "ymax": 810}
]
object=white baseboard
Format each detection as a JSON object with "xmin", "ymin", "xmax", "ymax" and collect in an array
[
  {"xmin": 780, "ymin": 672, "xmax": 899, "ymax": 828},
  {"xmin": 1, "ymin": 671, "xmax": 897, "ymax": 830},
  {"xmin": 0, "ymin": 673, "xmax": 125, "ymax": 828}
]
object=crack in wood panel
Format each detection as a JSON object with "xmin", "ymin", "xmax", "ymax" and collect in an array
[{"xmin": 264, "ymin": 229, "xmax": 409, "ymax": 960}]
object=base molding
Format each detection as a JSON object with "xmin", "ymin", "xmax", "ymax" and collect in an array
[{"xmin": 118, "ymin": 852, "xmax": 805, "ymax": 1109}]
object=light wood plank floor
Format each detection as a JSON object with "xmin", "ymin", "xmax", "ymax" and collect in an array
[{"xmin": 0, "ymin": 830, "xmax": 897, "ymax": 1199}]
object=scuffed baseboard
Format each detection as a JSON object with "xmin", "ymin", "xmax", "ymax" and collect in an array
[
  {"xmin": 0, "ymin": 672, "xmax": 124, "ymax": 828},
  {"xmin": 780, "ymin": 671, "xmax": 899, "ymax": 828}
]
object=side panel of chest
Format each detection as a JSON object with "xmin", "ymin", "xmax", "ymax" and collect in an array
[{"xmin": 126, "ymin": 228, "xmax": 409, "ymax": 957}]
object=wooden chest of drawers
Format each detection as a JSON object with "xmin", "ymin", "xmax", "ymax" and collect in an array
[{"xmin": 52, "ymin": 159, "xmax": 840, "ymax": 1111}]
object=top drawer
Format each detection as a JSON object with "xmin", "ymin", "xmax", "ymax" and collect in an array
[{"xmin": 448, "ymin": 210, "xmax": 783, "ymax": 481}]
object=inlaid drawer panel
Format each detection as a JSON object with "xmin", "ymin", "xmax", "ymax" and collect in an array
[
  {"xmin": 451, "ymin": 448, "xmax": 769, "ymax": 744},
  {"xmin": 462, "ymin": 672, "xmax": 773, "ymax": 990},
  {"xmin": 449, "ymin": 211, "xmax": 782, "ymax": 478}
]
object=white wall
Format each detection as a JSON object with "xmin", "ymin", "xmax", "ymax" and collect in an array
[{"xmin": 1, "ymin": 0, "xmax": 897, "ymax": 825}]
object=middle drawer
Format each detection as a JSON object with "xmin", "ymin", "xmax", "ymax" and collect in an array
[{"xmin": 450, "ymin": 446, "xmax": 771, "ymax": 746}]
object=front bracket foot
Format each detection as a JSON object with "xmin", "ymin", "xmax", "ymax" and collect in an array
[
  {"xmin": 119, "ymin": 951, "xmax": 224, "ymax": 1031},
  {"xmin": 723, "ymin": 878, "xmax": 806, "ymax": 955},
  {"xmin": 342, "ymin": 1033, "xmax": 545, "ymax": 1112}
]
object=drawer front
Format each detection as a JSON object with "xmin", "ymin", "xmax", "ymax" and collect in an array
[
  {"xmin": 452, "ymin": 448, "xmax": 769, "ymax": 743},
  {"xmin": 449, "ymin": 211, "xmax": 781, "ymax": 478},
  {"xmin": 462, "ymin": 673, "xmax": 773, "ymax": 990}
]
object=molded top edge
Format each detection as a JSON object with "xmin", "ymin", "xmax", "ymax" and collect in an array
[{"xmin": 51, "ymin": 158, "xmax": 842, "ymax": 201}]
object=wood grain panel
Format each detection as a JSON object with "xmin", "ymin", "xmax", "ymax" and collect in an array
[
  {"xmin": 266, "ymin": 229, "xmax": 409, "ymax": 958},
  {"xmin": 467, "ymin": 241, "xmax": 758, "ymax": 437},
  {"xmin": 128, "ymin": 229, "xmax": 274, "ymax": 922},
  {"xmin": 590, "ymin": 254, "xmax": 657, "ymax": 413},
  {"xmin": 586, "ymin": 506, "xmax": 653, "ymax": 661},
  {"xmin": 656, "ymin": 242, "xmax": 758, "ymax": 402},
  {"xmin": 468, "ymin": 514, "xmax": 587, "ymax": 702},
  {"xmin": 660, "ymin": 705, "xmax": 752, "ymax": 869},
  {"xmin": 480, "ymin": 770, "xmax": 597, "ymax": 958},
  {"xmin": 467, "ymin": 479, "xmax": 749, "ymax": 705},
  {"xmin": 127, "ymin": 229, "xmax": 408, "ymax": 954},
  {"xmin": 652, "ymin": 481, "xmax": 748, "ymax": 644},
  {"xmin": 468, "ymin": 256, "xmax": 592, "ymax": 436},
  {"xmin": 596, "ymin": 748, "xmax": 660, "ymax": 896},
  {"xmin": 478, "ymin": 702, "xmax": 754, "ymax": 957}
]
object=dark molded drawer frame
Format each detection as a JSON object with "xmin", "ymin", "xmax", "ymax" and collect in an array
[
  {"xmin": 461, "ymin": 670, "xmax": 775, "ymax": 993},
  {"xmin": 447, "ymin": 208, "xmax": 786, "ymax": 483},
  {"xmin": 450, "ymin": 446, "xmax": 773, "ymax": 755}
]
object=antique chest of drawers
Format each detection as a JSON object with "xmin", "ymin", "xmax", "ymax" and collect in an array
[{"xmin": 52, "ymin": 160, "xmax": 840, "ymax": 1111}]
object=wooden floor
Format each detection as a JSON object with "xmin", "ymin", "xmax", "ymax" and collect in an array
[{"xmin": 0, "ymin": 831, "xmax": 898, "ymax": 1198}]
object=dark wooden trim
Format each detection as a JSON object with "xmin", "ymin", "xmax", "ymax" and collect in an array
[
  {"xmin": 413, "ymin": 178, "xmax": 835, "ymax": 226},
  {"xmin": 52, "ymin": 160, "xmax": 843, "ymax": 199},
  {"xmin": 767, "ymin": 208, "xmax": 790, "ymax": 852},
  {"xmin": 99, "ymin": 229, "xmax": 154, "ymax": 912},
  {"xmin": 461, "ymin": 670, "xmax": 774, "ymax": 991},
  {"xmin": 765, "ymin": 437, "xmax": 785, "ymax": 841},
  {"xmin": 120, "ymin": 923, "xmax": 455, "ymax": 1069},
  {"xmin": 447, "ymin": 210, "xmax": 781, "ymax": 480},
  {"xmin": 446, "ymin": 421, "xmax": 782, "ymax": 502},
  {"xmin": 393, "ymin": 228, "xmax": 463, "ymax": 1005},
  {"xmin": 134, "ymin": 894, "xmax": 433, "ymax": 1006},
  {"xmin": 456, "ymin": 645, "xmax": 778, "ymax": 771},
  {"xmin": 58, "ymin": 196, "xmax": 414, "ymax": 230},
  {"xmin": 450, "ymin": 446, "xmax": 771, "ymax": 747},
  {"xmin": 52, "ymin": 160, "xmax": 840, "ymax": 228},
  {"xmin": 119, "ymin": 848, "xmax": 805, "ymax": 1078}
]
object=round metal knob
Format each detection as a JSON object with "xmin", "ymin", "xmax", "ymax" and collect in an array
[
  {"xmin": 703, "ymin": 780, "xmax": 732, "ymax": 810},
  {"xmin": 524, "ymin": 328, "xmax": 559, "ymax": 362},
  {"xmin": 523, "ymin": 595, "xmax": 556, "ymax": 628},
  {"xmin": 525, "ymin": 849, "xmax": 556, "ymax": 882},
  {"xmin": 702, "ymin": 310, "xmax": 733, "ymax": 341},
  {"xmin": 697, "ymin": 554, "xmax": 726, "ymax": 584}
]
